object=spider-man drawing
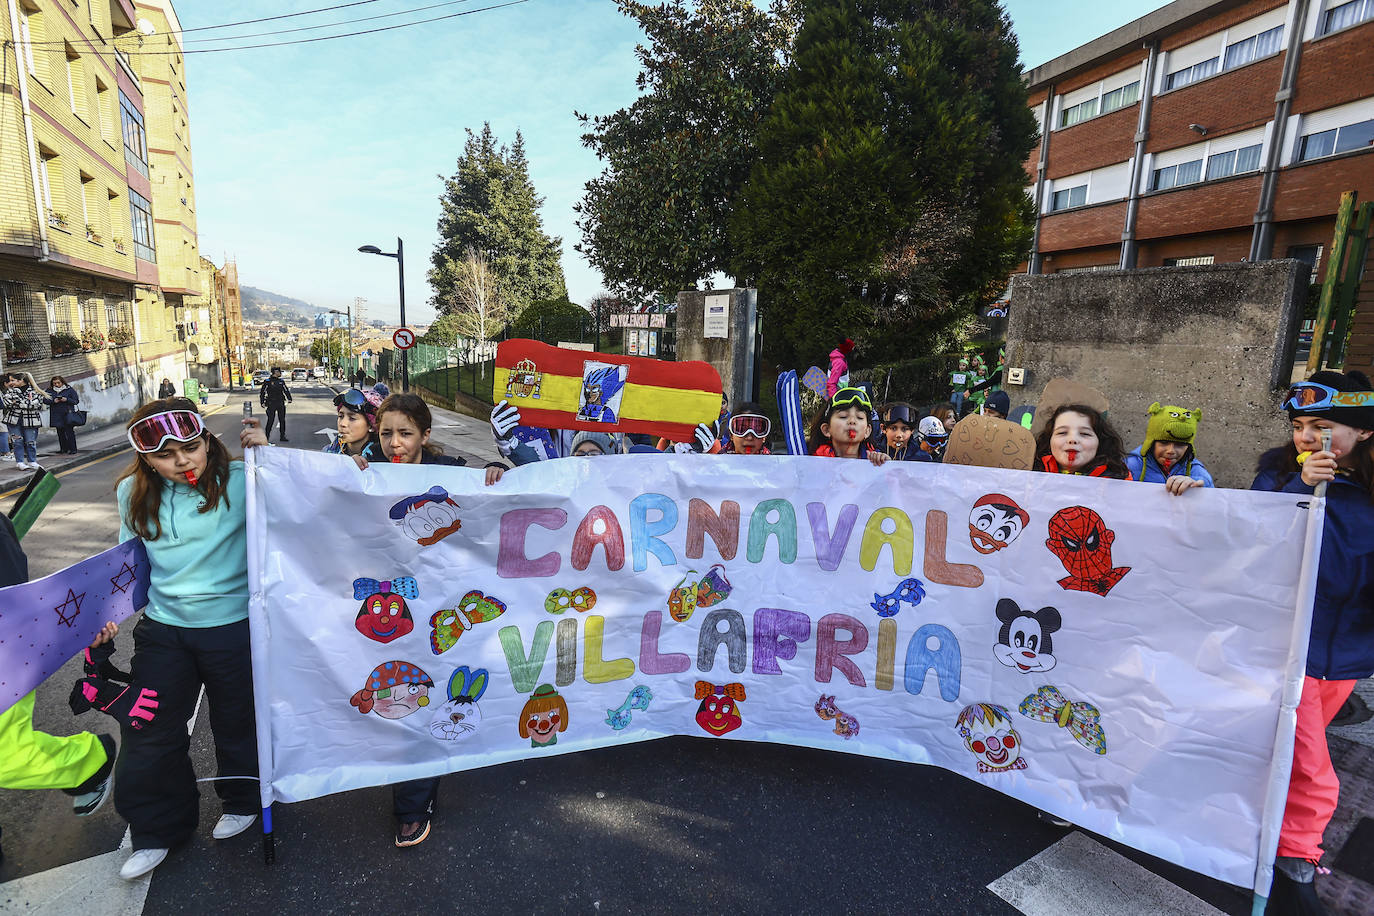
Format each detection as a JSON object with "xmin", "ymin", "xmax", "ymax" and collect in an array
[{"xmin": 1045, "ymin": 506, "xmax": 1130, "ymax": 596}]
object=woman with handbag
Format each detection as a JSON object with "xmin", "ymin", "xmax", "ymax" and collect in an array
[{"xmin": 44, "ymin": 376, "xmax": 81, "ymax": 455}]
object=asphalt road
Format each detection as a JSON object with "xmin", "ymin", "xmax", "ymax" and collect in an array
[{"xmin": 0, "ymin": 385, "xmax": 1257, "ymax": 914}]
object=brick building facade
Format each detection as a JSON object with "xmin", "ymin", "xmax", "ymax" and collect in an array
[{"xmin": 1023, "ymin": 0, "xmax": 1374, "ymax": 371}]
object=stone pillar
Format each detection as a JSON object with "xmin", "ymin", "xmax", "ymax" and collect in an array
[{"xmin": 674, "ymin": 288, "xmax": 758, "ymax": 408}]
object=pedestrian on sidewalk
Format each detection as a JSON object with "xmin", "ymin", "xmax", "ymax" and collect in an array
[
  {"xmin": 43, "ymin": 375, "xmax": 81, "ymax": 455},
  {"xmin": 1252, "ymin": 370, "xmax": 1374, "ymax": 913},
  {"xmin": 157, "ymin": 378, "xmax": 176, "ymax": 399},
  {"xmin": 259, "ymin": 367, "xmax": 292, "ymax": 442},
  {"xmin": 3, "ymin": 372, "xmax": 45, "ymax": 470},
  {"xmin": 112, "ymin": 398, "xmax": 259, "ymax": 881}
]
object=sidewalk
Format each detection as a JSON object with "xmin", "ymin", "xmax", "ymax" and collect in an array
[
  {"xmin": 327, "ymin": 383, "xmax": 502, "ymax": 467},
  {"xmin": 0, "ymin": 390, "xmax": 232, "ymax": 495}
]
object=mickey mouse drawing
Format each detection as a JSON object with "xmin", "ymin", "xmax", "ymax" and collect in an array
[{"xmin": 993, "ymin": 597, "xmax": 1061, "ymax": 673}]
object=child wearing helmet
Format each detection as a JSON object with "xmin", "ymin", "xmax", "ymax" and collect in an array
[
  {"xmin": 916, "ymin": 416, "xmax": 948, "ymax": 462},
  {"xmin": 880, "ymin": 403, "xmax": 922, "ymax": 461}
]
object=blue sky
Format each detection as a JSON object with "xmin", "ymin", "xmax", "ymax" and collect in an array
[{"xmin": 176, "ymin": 0, "xmax": 1164, "ymax": 324}]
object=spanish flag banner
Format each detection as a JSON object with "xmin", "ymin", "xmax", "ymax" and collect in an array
[{"xmin": 494, "ymin": 339, "xmax": 722, "ymax": 441}]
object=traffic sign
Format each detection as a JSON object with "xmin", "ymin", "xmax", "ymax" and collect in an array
[{"xmin": 393, "ymin": 328, "xmax": 416, "ymax": 350}]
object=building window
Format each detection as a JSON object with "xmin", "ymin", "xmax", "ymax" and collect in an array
[
  {"xmin": 1163, "ymin": 256, "xmax": 1216, "ymax": 267},
  {"xmin": 18, "ymin": 3, "xmax": 41, "ymax": 80},
  {"xmin": 1100, "ymin": 81, "xmax": 1140, "ymax": 115},
  {"xmin": 1204, "ymin": 143, "xmax": 1263, "ymax": 180},
  {"xmin": 1061, "ymin": 97, "xmax": 1097, "ymax": 128},
  {"xmin": 1152, "ymin": 159, "xmax": 1203, "ymax": 190},
  {"xmin": 0, "ymin": 282, "xmax": 16, "ymax": 338},
  {"xmin": 105, "ymin": 299, "xmax": 131, "ymax": 334},
  {"xmin": 119, "ymin": 90, "xmax": 149, "ymax": 179},
  {"xmin": 1299, "ymin": 117, "xmax": 1374, "ymax": 161},
  {"xmin": 65, "ymin": 44, "xmax": 86, "ymax": 118},
  {"xmin": 1322, "ymin": 0, "xmax": 1374, "ymax": 34},
  {"xmin": 1164, "ymin": 57, "xmax": 1219, "ymax": 91},
  {"xmin": 1223, "ymin": 25, "xmax": 1283, "ymax": 71},
  {"xmin": 1051, "ymin": 185, "xmax": 1088, "ymax": 211},
  {"xmin": 129, "ymin": 189, "xmax": 155, "ymax": 261},
  {"xmin": 46, "ymin": 290, "xmax": 73, "ymax": 334},
  {"xmin": 80, "ymin": 294, "xmax": 100, "ymax": 331}
]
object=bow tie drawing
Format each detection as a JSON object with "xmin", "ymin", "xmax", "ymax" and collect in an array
[
  {"xmin": 353, "ymin": 576, "xmax": 419, "ymax": 600},
  {"xmin": 1018, "ymin": 685, "xmax": 1107, "ymax": 756}
]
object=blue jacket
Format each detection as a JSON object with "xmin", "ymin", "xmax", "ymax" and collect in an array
[
  {"xmin": 1125, "ymin": 447, "xmax": 1214, "ymax": 486},
  {"xmin": 118, "ymin": 462, "xmax": 249, "ymax": 629},
  {"xmin": 1252, "ymin": 450, "xmax": 1374, "ymax": 680}
]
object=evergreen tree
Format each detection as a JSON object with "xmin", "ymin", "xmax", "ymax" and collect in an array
[
  {"xmin": 729, "ymin": 0, "xmax": 1037, "ymax": 367},
  {"xmin": 575, "ymin": 0, "xmax": 799, "ymax": 302},
  {"xmin": 429, "ymin": 124, "xmax": 567, "ymax": 324}
]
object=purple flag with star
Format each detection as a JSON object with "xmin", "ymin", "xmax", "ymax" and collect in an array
[{"xmin": 0, "ymin": 538, "xmax": 149, "ymax": 715}]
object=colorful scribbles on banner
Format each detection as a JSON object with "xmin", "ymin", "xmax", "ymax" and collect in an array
[
  {"xmin": 956, "ymin": 703, "xmax": 1027, "ymax": 774},
  {"xmin": 390, "ymin": 486, "xmax": 463, "ymax": 546},
  {"xmin": 968, "ymin": 494, "xmax": 1029, "ymax": 555},
  {"xmin": 667, "ymin": 570, "xmax": 698, "ymax": 622},
  {"xmin": 429, "ymin": 666, "xmax": 489, "ymax": 742},
  {"xmin": 544, "ymin": 586, "xmax": 596, "ymax": 615},
  {"xmin": 1046, "ymin": 507, "xmax": 1131, "ymax": 596},
  {"xmin": 870, "ymin": 577, "xmax": 926, "ymax": 618},
  {"xmin": 814, "ymin": 694, "xmax": 860, "ymax": 741},
  {"xmin": 694, "ymin": 681, "xmax": 745, "ymax": 736},
  {"xmin": 429, "ymin": 591, "xmax": 508, "ymax": 654},
  {"xmin": 695, "ymin": 565, "xmax": 733, "ymax": 608},
  {"xmin": 520, "ymin": 684, "xmax": 568, "ymax": 747},
  {"xmin": 993, "ymin": 599, "xmax": 1061, "ymax": 673},
  {"xmin": 605, "ymin": 685, "xmax": 653, "ymax": 731},
  {"xmin": 351, "ymin": 576, "xmax": 418, "ymax": 644},
  {"xmin": 493, "ymin": 339, "xmax": 722, "ymax": 440},
  {"xmin": 349, "ymin": 661, "xmax": 434, "ymax": 719},
  {"xmin": 1020, "ymin": 686, "xmax": 1108, "ymax": 756}
]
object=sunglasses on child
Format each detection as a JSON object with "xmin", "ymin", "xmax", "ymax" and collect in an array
[
  {"xmin": 127, "ymin": 409, "xmax": 205, "ymax": 453},
  {"xmin": 831, "ymin": 387, "xmax": 872, "ymax": 411},
  {"xmin": 727, "ymin": 414, "xmax": 770, "ymax": 439},
  {"xmin": 1282, "ymin": 382, "xmax": 1374, "ymax": 412}
]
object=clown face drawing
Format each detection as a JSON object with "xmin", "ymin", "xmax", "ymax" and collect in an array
[
  {"xmin": 389, "ymin": 487, "xmax": 462, "ymax": 546},
  {"xmin": 1046, "ymin": 506, "xmax": 1131, "ymax": 596},
  {"xmin": 519, "ymin": 684, "xmax": 569, "ymax": 748},
  {"xmin": 352, "ymin": 576, "xmax": 418, "ymax": 644},
  {"xmin": 955, "ymin": 703, "xmax": 1027, "ymax": 774},
  {"xmin": 694, "ymin": 681, "xmax": 745, "ymax": 736},
  {"xmin": 968, "ymin": 494, "xmax": 1029, "ymax": 555},
  {"xmin": 349, "ymin": 661, "xmax": 433, "ymax": 720}
]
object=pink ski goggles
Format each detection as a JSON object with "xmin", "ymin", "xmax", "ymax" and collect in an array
[{"xmin": 127, "ymin": 409, "xmax": 205, "ymax": 453}]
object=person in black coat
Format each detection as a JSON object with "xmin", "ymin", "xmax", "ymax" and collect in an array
[
  {"xmin": 259, "ymin": 368, "xmax": 292, "ymax": 442},
  {"xmin": 157, "ymin": 378, "xmax": 176, "ymax": 399},
  {"xmin": 43, "ymin": 376, "xmax": 80, "ymax": 454}
]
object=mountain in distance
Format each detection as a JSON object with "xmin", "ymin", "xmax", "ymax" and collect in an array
[{"xmin": 241, "ymin": 285, "xmax": 318, "ymax": 323}]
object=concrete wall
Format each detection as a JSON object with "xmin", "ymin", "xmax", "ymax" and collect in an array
[
  {"xmin": 674, "ymin": 289, "xmax": 758, "ymax": 409},
  {"xmin": 1004, "ymin": 260, "xmax": 1307, "ymax": 487}
]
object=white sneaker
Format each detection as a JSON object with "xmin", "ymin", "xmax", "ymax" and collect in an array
[
  {"xmin": 16, "ymin": 461, "xmax": 31, "ymax": 470},
  {"xmin": 212, "ymin": 812, "xmax": 257, "ymax": 839},
  {"xmin": 119, "ymin": 847, "xmax": 168, "ymax": 880},
  {"xmin": 0, "ymin": 454, "xmax": 13, "ymax": 461}
]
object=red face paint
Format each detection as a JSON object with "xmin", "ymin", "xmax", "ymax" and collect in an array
[
  {"xmin": 1064, "ymin": 449, "xmax": 1079, "ymax": 465},
  {"xmin": 847, "ymin": 430, "xmax": 857, "ymax": 440}
]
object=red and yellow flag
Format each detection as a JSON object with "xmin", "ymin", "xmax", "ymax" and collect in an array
[{"xmin": 493, "ymin": 340, "xmax": 722, "ymax": 441}]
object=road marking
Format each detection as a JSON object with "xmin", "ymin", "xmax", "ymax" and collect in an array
[
  {"xmin": 0, "ymin": 844, "xmax": 151, "ymax": 916},
  {"xmin": 987, "ymin": 831, "xmax": 1229, "ymax": 916}
]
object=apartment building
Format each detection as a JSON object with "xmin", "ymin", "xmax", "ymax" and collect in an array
[
  {"xmin": 0, "ymin": 0, "xmax": 204, "ymax": 423},
  {"xmin": 1023, "ymin": 0, "xmax": 1374, "ymax": 365}
]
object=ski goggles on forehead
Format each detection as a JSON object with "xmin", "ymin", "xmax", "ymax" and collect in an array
[
  {"xmin": 334, "ymin": 387, "xmax": 374, "ymax": 412},
  {"xmin": 1282, "ymin": 382, "xmax": 1374, "ymax": 412},
  {"xmin": 883, "ymin": 405, "xmax": 916, "ymax": 425},
  {"xmin": 127, "ymin": 409, "xmax": 205, "ymax": 453},
  {"xmin": 728, "ymin": 413, "xmax": 770, "ymax": 438},
  {"xmin": 830, "ymin": 387, "xmax": 872, "ymax": 411}
]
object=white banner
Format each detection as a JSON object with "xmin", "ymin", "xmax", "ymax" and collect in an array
[{"xmin": 246, "ymin": 449, "xmax": 1315, "ymax": 891}]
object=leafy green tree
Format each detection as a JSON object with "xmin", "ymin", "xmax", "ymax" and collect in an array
[
  {"xmin": 730, "ymin": 0, "xmax": 1037, "ymax": 367},
  {"xmin": 510, "ymin": 298, "xmax": 593, "ymax": 344},
  {"xmin": 310, "ymin": 330, "xmax": 346, "ymax": 366},
  {"xmin": 575, "ymin": 0, "xmax": 800, "ymax": 301},
  {"xmin": 430, "ymin": 124, "xmax": 567, "ymax": 316}
]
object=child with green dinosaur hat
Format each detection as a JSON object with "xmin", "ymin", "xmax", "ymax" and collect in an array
[{"xmin": 1124, "ymin": 402, "xmax": 1215, "ymax": 493}]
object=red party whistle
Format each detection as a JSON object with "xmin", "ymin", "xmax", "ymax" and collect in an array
[
  {"xmin": 183, "ymin": 470, "xmax": 198, "ymax": 485},
  {"xmin": 391, "ymin": 454, "xmax": 405, "ymax": 463}
]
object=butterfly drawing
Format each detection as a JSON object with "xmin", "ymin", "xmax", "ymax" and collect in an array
[{"xmin": 1018, "ymin": 685, "xmax": 1107, "ymax": 755}]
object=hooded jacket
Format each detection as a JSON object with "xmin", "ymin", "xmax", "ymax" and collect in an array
[
  {"xmin": 1124, "ymin": 446, "xmax": 1215, "ymax": 486},
  {"xmin": 1252, "ymin": 447, "xmax": 1374, "ymax": 680}
]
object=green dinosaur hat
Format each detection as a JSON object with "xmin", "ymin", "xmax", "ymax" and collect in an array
[{"xmin": 1142, "ymin": 402, "xmax": 1201, "ymax": 457}]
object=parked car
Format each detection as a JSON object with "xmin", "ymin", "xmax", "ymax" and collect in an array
[
  {"xmin": 291, "ymin": 368, "xmax": 308, "ymax": 381},
  {"xmin": 252, "ymin": 370, "xmax": 270, "ymax": 386},
  {"xmin": 312, "ymin": 366, "xmax": 328, "ymax": 379}
]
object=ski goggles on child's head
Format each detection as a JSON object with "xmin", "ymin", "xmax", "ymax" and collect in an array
[
  {"xmin": 883, "ymin": 405, "xmax": 917, "ymax": 426},
  {"xmin": 830, "ymin": 387, "xmax": 872, "ymax": 412},
  {"xmin": 127, "ymin": 409, "xmax": 205, "ymax": 453},
  {"xmin": 334, "ymin": 387, "xmax": 377, "ymax": 413},
  {"xmin": 1282, "ymin": 382, "xmax": 1374, "ymax": 412},
  {"xmin": 728, "ymin": 413, "xmax": 770, "ymax": 439}
]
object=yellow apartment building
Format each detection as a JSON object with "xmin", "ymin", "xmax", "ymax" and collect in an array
[{"xmin": 0, "ymin": 0, "xmax": 204, "ymax": 429}]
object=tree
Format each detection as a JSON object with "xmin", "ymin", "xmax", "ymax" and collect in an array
[
  {"xmin": 574, "ymin": 0, "xmax": 800, "ymax": 301},
  {"xmin": 309, "ymin": 329, "xmax": 346, "ymax": 366},
  {"xmin": 510, "ymin": 298, "xmax": 593, "ymax": 343},
  {"xmin": 438, "ymin": 246, "xmax": 508, "ymax": 341},
  {"xmin": 729, "ymin": 0, "xmax": 1037, "ymax": 367},
  {"xmin": 429, "ymin": 124, "xmax": 567, "ymax": 316}
]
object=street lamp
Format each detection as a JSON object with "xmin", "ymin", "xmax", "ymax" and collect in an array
[
  {"xmin": 358, "ymin": 237, "xmax": 408, "ymax": 391},
  {"xmin": 328, "ymin": 306, "xmax": 353, "ymax": 381}
]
